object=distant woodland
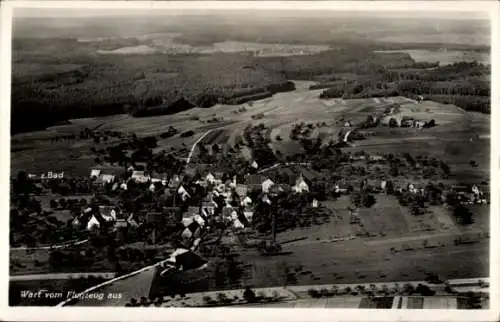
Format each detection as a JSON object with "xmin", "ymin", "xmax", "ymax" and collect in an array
[
  {"xmin": 11, "ymin": 37, "xmax": 491, "ymax": 134},
  {"xmin": 319, "ymin": 61, "xmax": 490, "ymax": 114}
]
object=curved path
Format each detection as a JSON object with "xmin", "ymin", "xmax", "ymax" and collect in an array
[{"xmin": 185, "ymin": 129, "xmax": 214, "ymax": 166}]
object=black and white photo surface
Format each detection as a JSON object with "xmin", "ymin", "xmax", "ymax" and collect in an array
[{"xmin": 1, "ymin": 1, "xmax": 499, "ymax": 320}]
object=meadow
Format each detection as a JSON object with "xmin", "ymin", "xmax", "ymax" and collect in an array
[{"xmin": 375, "ymin": 49, "xmax": 490, "ymax": 66}]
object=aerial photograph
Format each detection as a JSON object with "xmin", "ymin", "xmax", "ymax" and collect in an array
[{"xmin": 8, "ymin": 4, "xmax": 491, "ymax": 310}]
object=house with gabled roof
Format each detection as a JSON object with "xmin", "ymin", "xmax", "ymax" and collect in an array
[
  {"xmin": 205, "ymin": 172, "xmax": 216, "ymax": 184},
  {"xmin": 177, "ymin": 185, "xmax": 191, "ymax": 201},
  {"xmin": 99, "ymin": 174, "xmax": 116, "ymax": 184},
  {"xmin": 241, "ymin": 196, "xmax": 252, "ymax": 207},
  {"xmin": 131, "ymin": 170, "xmax": 150, "ymax": 183},
  {"xmin": 90, "ymin": 169, "xmax": 101, "ymax": 178},
  {"xmin": 262, "ymin": 178, "xmax": 275, "ymax": 193},
  {"xmin": 292, "ymin": 174, "xmax": 309, "ymax": 193}
]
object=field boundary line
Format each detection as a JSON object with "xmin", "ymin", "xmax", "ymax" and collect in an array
[
  {"xmin": 11, "ymin": 239, "xmax": 89, "ymax": 251},
  {"xmin": 10, "ymin": 272, "xmax": 117, "ymax": 281}
]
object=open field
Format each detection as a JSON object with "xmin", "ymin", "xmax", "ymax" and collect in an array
[
  {"xmin": 9, "ymin": 248, "xmax": 118, "ymax": 276},
  {"xmin": 375, "ymin": 49, "xmax": 490, "ymax": 66},
  {"xmin": 235, "ymin": 237, "xmax": 488, "ymax": 288}
]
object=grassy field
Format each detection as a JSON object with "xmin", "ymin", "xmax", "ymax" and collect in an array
[
  {"xmin": 224, "ymin": 191, "xmax": 489, "ymax": 289},
  {"xmin": 234, "ymin": 237, "xmax": 488, "ymax": 288},
  {"xmin": 374, "ymin": 49, "xmax": 490, "ymax": 66}
]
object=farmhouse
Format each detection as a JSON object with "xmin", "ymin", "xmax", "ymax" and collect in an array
[
  {"xmin": 369, "ymin": 155, "xmax": 385, "ymax": 162},
  {"xmin": 99, "ymin": 205, "xmax": 120, "ymax": 220},
  {"xmin": 90, "ymin": 169, "xmax": 101, "ymax": 178},
  {"xmin": 262, "ymin": 178, "xmax": 275, "ymax": 193},
  {"xmin": 201, "ymin": 200, "xmax": 217, "ymax": 217},
  {"xmin": 131, "ymin": 171, "xmax": 150, "ymax": 183},
  {"xmin": 229, "ymin": 211, "xmax": 245, "ymax": 229},
  {"xmin": 203, "ymin": 172, "xmax": 214, "ymax": 184},
  {"xmin": 177, "ymin": 185, "xmax": 191, "ymax": 201},
  {"xmin": 241, "ymin": 195, "xmax": 252, "ymax": 207},
  {"xmin": 113, "ymin": 219, "xmax": 128, "ymax": 229},
  {"xmin": 86, "ymin": 215, "xmax": 101, "ymax": 231},
  {"xmin": 401, "ymin": 117, "xmax": 415, "ymax": 127},
  {"xmin": 99, "ymin": 174, "xmax": 116, "ymax": 184},
  {"xmin": 414, "ymin": 120, "xmax": 426, "ymax": 128},
  {"xmin": 292, "ymin": 174, "xmax": 310, "ymax": 193},
  {"xmin": 334, "ymin": 183, "xmax": 350, "ymax": 194},
  {"xmin": 160, "ymin": 248, "xmax": 207, "ymax": 273}
]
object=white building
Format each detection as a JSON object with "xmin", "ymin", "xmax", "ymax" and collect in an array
[
  {"xmin": 86, "ymin": 215, "xmax": 101, "ymax": 231},
  {"xmin": 241, "ymin": 196, "xmax": 252, "ymax": 207},
  {"xmin": 99, "ymin": 174, "xmax": 116, "ymax": 184},
  {"xmin": 177, "ymin": 185, "xmax": 191, "ymax": 201},
  {"xmin": 205, "ymin": 172, "xmax": 216, "ymax": 184},
  {"xmin": 90, "ymin": 169, "xmax": 101, "ymax": 178},
  {"xmin": 131, "ymin": 171, "xmax": 150, "ymax": 183},
  {"xmin": 262, "ymin": 178, "xmax": 275, "ymax": 193},
  {"xmin": 292, "ymin": 175, "xmax": 309, "ymax": 193}
]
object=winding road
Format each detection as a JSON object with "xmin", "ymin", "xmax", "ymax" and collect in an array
[{"xmin": 184, "ymin": 129, "xmax": 214, "ymax": 166}]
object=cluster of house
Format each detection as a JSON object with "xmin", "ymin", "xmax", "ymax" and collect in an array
[
  {"xmin": 79, "ymin": 163, "xmax": 488, "ymax": 242},
  {"xmin": 392, "ymin": 182, "xmax": 488, "ymax": 205},
  {"xmin": 379, "ymin": 115, "xmax": 428, "ymax": 128},
  {"xmin": 178, "ymin": 170, "xmax": 321, "ymax": 239},
  {"xmin": 452, "ymin": 184, "xmax": 488, "ymax": 205},
  {"xmin": 72, "ymin": 205, "xmax": 139, "ymax": 231},
  {"xmin": 90, "ymin": 167, "xmax": 175, "ymax": 191},
  {"xmin": 80, "ymin": 165, "xmax": 327, "ymax": 238}
]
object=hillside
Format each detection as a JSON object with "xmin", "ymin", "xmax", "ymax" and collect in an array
[{"xmin": 11, "ymin": 39, "xmax": 415, "ymax": 134}]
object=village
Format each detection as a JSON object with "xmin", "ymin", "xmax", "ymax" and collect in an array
[{"xmin": 10, "ymin": 105, "xmax": 489, "ymax": 296}]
